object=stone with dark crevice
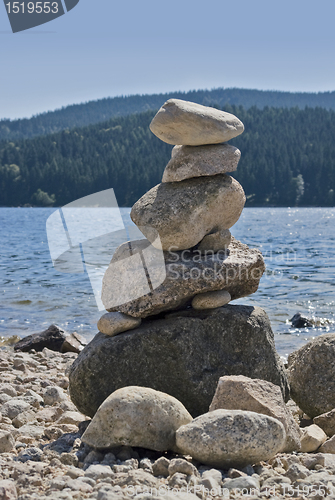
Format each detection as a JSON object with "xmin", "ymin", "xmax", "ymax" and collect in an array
[{"xmin": 102, "ymin": 237, "xmax": 265, "ymax": 318}]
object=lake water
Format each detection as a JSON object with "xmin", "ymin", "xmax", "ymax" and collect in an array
[{"xmin": 1, "ymin": 207, "xmax": 335, "ymax": 360}]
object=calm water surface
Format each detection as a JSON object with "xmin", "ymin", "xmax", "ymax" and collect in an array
[{"xmin": 1, "ymin": 207, "xmax": 334, "ymax": 360}]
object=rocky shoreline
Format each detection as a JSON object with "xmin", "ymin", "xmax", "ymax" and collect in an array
[{"xmin": 0, "ymin": 344, "xmax": 335, "ymax": 500}]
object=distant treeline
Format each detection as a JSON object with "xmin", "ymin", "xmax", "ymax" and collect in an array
[
  {"xmin": 1, "ymin": 87, "xmax": 335, "ymax": 141},
  {"xmin": 0, "ymin": 105, "xmax": 334, "ymax": 208}
]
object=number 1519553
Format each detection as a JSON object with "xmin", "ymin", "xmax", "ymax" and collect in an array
[{"xmin": 5, "ymin": 2, "xmax": 59, "ymax": 14}]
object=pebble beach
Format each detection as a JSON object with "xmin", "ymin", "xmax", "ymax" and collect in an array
[{"xmin": 1, "ymin": 346, "xmax": 335, "ymax": 500}]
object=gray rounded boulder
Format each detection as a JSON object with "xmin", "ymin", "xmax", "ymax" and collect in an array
[
  {"xmin": 130, "ymin": 174, "xmax": 245, "ymax": 251},
  {"xmin": 176, "ymin": 409, "xmax": 286, "ymax": 468},
  {"xmin": 82, "ymin": 386, "xmax": 192, "ymax": 452},
  {"xmin": 69, "ymin": 305, "xmax": 289, "ymax": 418},
  {"xmin": 288, "ymin": 333, "xmax": 335, "ymax": 418}
]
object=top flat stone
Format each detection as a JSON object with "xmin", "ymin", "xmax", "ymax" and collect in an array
[{"xmin": 150, "ymin": 99, "xmax": 244, "ymax": 146}]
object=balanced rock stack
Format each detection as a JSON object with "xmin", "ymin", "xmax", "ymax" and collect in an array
[
  {"xmin": 69, "ymin": 100, "xmax": 289, "ymax": 420},
  {"xmin": 101, "ymin": 99, "xmax": 265, "ymax": 319}
]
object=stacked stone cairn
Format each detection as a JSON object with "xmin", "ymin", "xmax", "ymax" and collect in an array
[{"xmin": 69, "ymin": 100, "xmax": 302, "ymax": 470}]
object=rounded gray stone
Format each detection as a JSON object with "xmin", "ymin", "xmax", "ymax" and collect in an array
[
  {"xmin": 176, "ymin": 409, "xmax": 286, "ymax": 468},
  {"xmin": 0, "ymin": 400, "xmax": 30, "ymax": 420},
  {"xmin": 192, "ymin": 290, "xmax": 231, "ymax": 310},
  {"xmin": 131, "ymin": 174, "xmax": 245, "ymax": 252},
  {"xmin": 82, "ymin": 386, "xmax": 192, "ymax": 452},
  {"xmin": 162, "ymin": 143, "xmax": 241, "ymax": 183},
  {"xmin": 209, "ymin": 375, "xmax": 301, "ymax": 453},
  {"xmin": 43, "ymin": 386, "xmax": 67, "ymax": 406},
  {"xmin": 150, "ymin": 99, "xmax": 244, "ymax": 146},
  {"xmin": 97, "ymin": 312, "xmax": 141, "ymax": 336}
]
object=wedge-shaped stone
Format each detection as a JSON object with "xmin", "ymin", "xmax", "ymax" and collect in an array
[
  {"xmin": 131, "ymin": 174, "xmax": 245, "ymax": 251},
  {"xmin": 82, "ymin": 386, "xmax": 192, "ymax": 452},
  {"xmin": 102, "ymin": 237, "xmax": 265, "ymax": 318},
  {"xmin": 162, "ymin": 143, "xmax": 241, "ymax": 182},
  {"xmin": 69, "ymin": 305, "xmax": 289, "ymax": 418},
  {"xmin": 150, "ymin": 99, "xmax": 244, "ymax": 145},
  {"xmin": 209, "ymin": 375, "xmax": 301, "ymax": 453},
  {"xmin": 176, "ymin": 410, "xmax": 285, "ymax": 468},
  {"xmin": 300, "ymin": 424, "xmax": 327, "ymax": 453}
]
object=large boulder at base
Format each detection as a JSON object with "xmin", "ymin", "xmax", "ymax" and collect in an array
[
  {"xmin": 175, "ymin": 409, "xmax": 286, "ymax": 468},
  {"xmin": 14, "ymin": 324, "xmax": 66, "ymax": 352},
  {"xmin": 150, "ymin": 99, "xmax": 244, "ymax": 146},
  {"xmin": 287, "ymin": 333, "xmax": 335, "ymax": 418},
  {"xmin": 69, "ymin": 305, "xmax": 289, "ymax": 418},
  {"xmin": 209, "ymin": 375, "xmax": 301, "ymax": 453},
  {"xmin": 130, "ymin": 174, "xmax": 245, "ymax": 251},
  {"xmin": 82, "ymin": 386, "xmax": 192, "ymax": 452},
  {"xmin": 162, "ymin": 143, "xmax": 241, "ymax": 183},
  {"xmin": 102, "ymin": 237, "xmax": 265, "ymax": 318}
]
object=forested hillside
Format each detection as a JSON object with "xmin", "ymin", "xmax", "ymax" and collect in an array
[
  {"xmin": 1, "ymin": 88, "xmax": 335, "ymax": 141},
  {"xmin": 0, "ymin": 106, "xmax": 334, "ymax": 207}
]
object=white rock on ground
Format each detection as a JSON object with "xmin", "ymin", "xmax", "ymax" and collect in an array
[
  {"xmin": 176, "ymin": 409, "xmax": 286, "ymax": 468},
  {"xmin": 0, "ymin": 430, "xmax": 15, "ymax": 453},
  {"xmin": 300, "ymin": 424, "xmax": 328, "ymax": 452},
  {"xmin": 162, "ymin": 143, "xmax": 241, "ymax": 182},
  {"xmin": 0, "ymin": 480, "xmax": 17, "ymax": 500},
  {"xmin": 209, "ymin": 375, "xmax": 301, "ymax": 453},
  {"xmin": 97, "ymin": 311, "xmax": 141, "ymax": 336},
  {"xmin": 82, "ymin": 386, "xmax": 192, "ymax": 451},
  {"xmin": 150, "ymin": 99, "xmax": 244, "ymax": 145}
]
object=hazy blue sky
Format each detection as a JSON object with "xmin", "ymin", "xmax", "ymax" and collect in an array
[{"xmin": 1, "ymin": 0, "xmax": 335, "ymax": 119}]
